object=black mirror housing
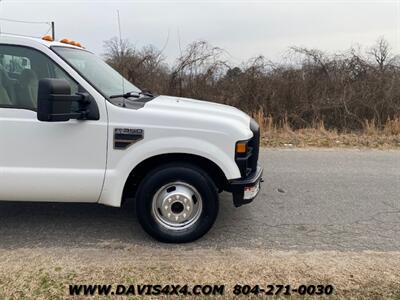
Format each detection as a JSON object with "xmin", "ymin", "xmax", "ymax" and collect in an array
[
  {"xmin": 37, "ymin": 78, "xmax": 74, "ymax": 122},
  {"xmin": 37, "ymin": 78, "xmax": 99, "ymax": 122}
]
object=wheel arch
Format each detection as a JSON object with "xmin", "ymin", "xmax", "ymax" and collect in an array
[{"xmin": 122, "ymin": 153, "xmax": 229, "ymax": 204}]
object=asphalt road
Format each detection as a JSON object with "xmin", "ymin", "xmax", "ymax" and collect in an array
[{"xmin": 0, "ymin": 149, "xmax": 399, "ymax": 251}]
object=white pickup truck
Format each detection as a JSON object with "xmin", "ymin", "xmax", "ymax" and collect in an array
[{"xmin": 0, "ymin": 35, "xmax": 263, "ymax": 242}]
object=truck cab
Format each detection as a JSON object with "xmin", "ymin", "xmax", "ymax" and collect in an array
[{"xmin": 0, "ymin": 35, "xmax": 263, "ymax": 242}]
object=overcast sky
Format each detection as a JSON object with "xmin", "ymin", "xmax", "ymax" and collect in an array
[{"xmin": 0, "ymin": 0, "xmax": 399, "ymax": 65}]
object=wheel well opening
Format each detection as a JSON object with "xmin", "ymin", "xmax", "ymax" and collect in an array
[{"xmin": 122, "ymin": 153, "xmax": 229, "ymax": 204}]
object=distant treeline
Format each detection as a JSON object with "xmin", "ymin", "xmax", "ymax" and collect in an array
[{"xmin": 104, "ymin": 37, "xmax": 400, "ymax": 131}]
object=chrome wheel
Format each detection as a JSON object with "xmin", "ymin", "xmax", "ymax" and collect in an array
[{"xmin": 151, "ymin": 181, "xmax": 203, "ymax": 231}]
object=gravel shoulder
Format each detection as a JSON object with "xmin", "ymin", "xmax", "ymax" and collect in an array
[{"xmin": 1, "ymin": 247, "xmax": 400, "ymax": 299}]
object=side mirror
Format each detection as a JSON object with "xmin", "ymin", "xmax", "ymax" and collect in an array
[{"xmin": 37, "ymin": 78, "xmax": 91, "ymax": 122}]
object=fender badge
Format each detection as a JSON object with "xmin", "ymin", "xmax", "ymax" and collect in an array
[{"xmin": 114, "ymin": 128, "xmax": 144, "ymax": 150}]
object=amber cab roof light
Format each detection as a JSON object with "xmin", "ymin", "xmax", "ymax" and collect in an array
[
  {"xmin": 59, "ymin": 38, "xmax": 84, "ymax": 48},
  {"xmin": 42, "ymin": 35, "xmax": 54, "ymax": 42},
  {"xmin": 42, "ymin": 35, "xmax": 85, "ymax": 48}
]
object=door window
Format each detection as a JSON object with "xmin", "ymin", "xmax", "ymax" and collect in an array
[{"xmin": 0, "ymin": 45, "xmax": 78, "ymax": 111}]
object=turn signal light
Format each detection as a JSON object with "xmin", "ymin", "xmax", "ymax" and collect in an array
[{"xmin": 236, "ymin": 143, "xmax": 247, "ymax": 153}]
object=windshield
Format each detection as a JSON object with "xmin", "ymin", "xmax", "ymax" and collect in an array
[{"xmin": 52, "ymin": 46, "xmax": 141, "ymax": 98}]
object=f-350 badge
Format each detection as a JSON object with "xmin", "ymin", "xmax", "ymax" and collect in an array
[{"xmin": 114, "ymin": 128, "xmax": 144, "ymax": 149}]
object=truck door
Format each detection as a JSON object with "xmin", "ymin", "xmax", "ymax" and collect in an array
[{"xmin": 0, "ymin": 44, "xmax": 107, "ymax": 202}]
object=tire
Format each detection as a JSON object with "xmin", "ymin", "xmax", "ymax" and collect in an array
[{"xmin": 135, "ymin": 163, "xmax": 219, "ymax": 243}]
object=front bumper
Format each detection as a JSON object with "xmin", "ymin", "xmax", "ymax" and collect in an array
[{"xmin": 229, "ymin": 165, "xmax": 263, "ymax": 207}]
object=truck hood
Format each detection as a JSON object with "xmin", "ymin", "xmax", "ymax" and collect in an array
[{"xmin": 146, "ymin": 95, "xmax": 251, "ymax": 130}]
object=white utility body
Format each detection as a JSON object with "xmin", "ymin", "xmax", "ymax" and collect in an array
[{"xmin": 0, "ymin": 35, "xmax": 262, "ymax": 242}]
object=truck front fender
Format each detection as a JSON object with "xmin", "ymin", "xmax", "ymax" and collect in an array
[{"xmin": 98, "ymin": 137, "xmax": 241, "ymax": 207}]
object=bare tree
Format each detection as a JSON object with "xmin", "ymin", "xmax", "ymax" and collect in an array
[
  {"xmin": 368, "ymin": 37, "xmax": 390, "ymax": 71},
  {"xmin": 169, "ymin": 41, "xmax": 228, "ymax": 97}
]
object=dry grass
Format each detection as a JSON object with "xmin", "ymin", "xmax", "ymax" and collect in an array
[
  {"xmin": 0, "ymin": 247, "xmax": 400, "ymax": 299},
  {"xmin": 253, "ymin": 111, "xmax": 400, "ymax": 149}
]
